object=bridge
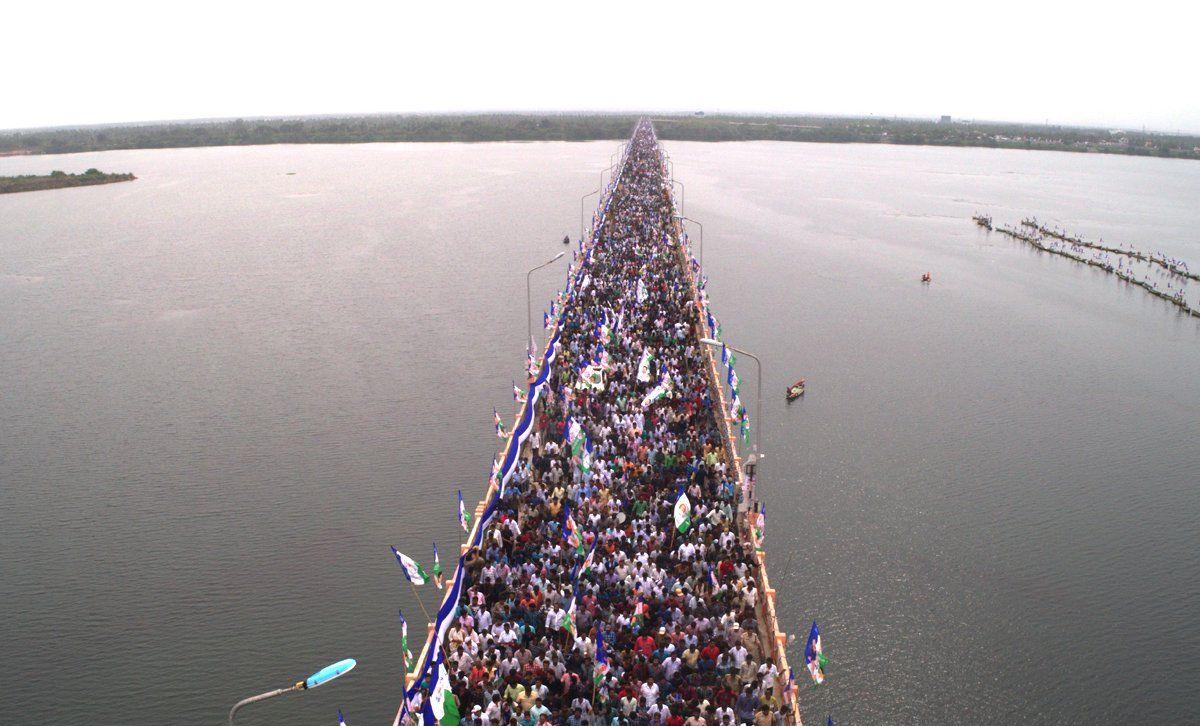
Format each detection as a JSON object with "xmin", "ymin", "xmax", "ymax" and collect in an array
[{"xmin": 394, "ymin": 119, "xmax": 802, "ymax": 725}]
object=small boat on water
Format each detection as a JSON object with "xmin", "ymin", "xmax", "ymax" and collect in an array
[
  {"xmin": 786, "ymin": 379, "xmax": 806, "ymax": 401},
  {"xmin": 921, "ymin": 272, "xmax": 932, "ymax": 283}
]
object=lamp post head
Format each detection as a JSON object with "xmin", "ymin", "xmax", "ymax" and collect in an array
[
  {"xmin": 699, "ymin": 338, "xmax": 720, "ymax": 346},
  {"xmin": 304, "ymin": 659, "xmax": 356, "ymax": 689},
  {"xmin": 552, "ymin": 251, "xmax": 566, "ymax": 261}
]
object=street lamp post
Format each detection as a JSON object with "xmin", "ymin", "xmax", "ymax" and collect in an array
[
  {"xmin": 700, "ymin": 338, "xmax": 762, "ymax": 470},
  {"xmin": 671, "ymin": 180, "xmax": 685, "ymax": 215},
  {"xmin": 580, "ymin": 188, "xmax": 600, "ymax": 243},
  {"xmin": 673, "ymin": 215, "xmax": 703, "ymax": 268},
  {"xmin": 228, "ymin": 658, "xmax": 356, "ymax": 726},
  {"xmin": 600, "ymin": 161, "xmax": 617, "ymax": 193},
  {"xmin": 527, "ymin": 252, "xmax": 567, "ymax": 343}
]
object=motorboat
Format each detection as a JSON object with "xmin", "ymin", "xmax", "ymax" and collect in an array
[{"xmin": 786, "ymin": 379, "xmax": 806, "ymax": 401}]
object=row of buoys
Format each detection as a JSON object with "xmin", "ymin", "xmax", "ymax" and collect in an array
[{"xmin": 984, "ymin": 219, "xmax": 1200, "ymax": 319}]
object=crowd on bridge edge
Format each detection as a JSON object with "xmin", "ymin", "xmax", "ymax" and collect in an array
[{"xmin": 403, "ymin": 121, "xmax": 789, "ymax": 726}]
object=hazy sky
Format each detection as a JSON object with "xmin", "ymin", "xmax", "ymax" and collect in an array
[{"xmin": 6, "ymin": 0, "xmax": 1198, "ymax": 132}]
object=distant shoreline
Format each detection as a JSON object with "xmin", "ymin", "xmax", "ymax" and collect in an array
[
  {"xmin": 0, "ymin": 169, "xmax": 135, "ymax": 194},
  {"xmin": 1, "ymin": 113, "xmax": 1197, "ymax": 161}
]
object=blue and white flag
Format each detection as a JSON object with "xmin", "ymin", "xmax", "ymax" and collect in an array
[
  {"xmin": 805, "ymin": 621, "xmax": 828, "ymax": 684},
  {"xmin": 431, "ymin": 543, "xmax": 444, "ymax": 589},
  {"xmin": 337, "ymin": 708, "xmax": 348, "ymax": 725},
  {"xmin": 572, "ymin": 536, "xmax": 598, "ymax": 580},
  {"xmin": 562, "ymin": 502, "xmax": 583, "ymax": 553},
  {"xmin": 641, "ymin": 375, "xmax": 671, "ymax": 407},
  {"xmin": 512, "ymin": 380, "xmax": 526, "ymax": 404},
  {"xmin": 593, "ymin": 630, "xmax": 609, "ymax": 685},
  {"xmin": 390, "ymin": 547, "xmax": 428, "ymax": 585},
  {"xmin": 457, "ymin": 489, "xmax": 471, "ymax": 533},
  {"xmin": 637, "ymin": 348, "xmax": 655, "ymax": 383},
  {"xmin": 493, "ymin": 407, "xmax": 506, "ymax": 439},
  {"xmin": 398, "ymin": 608, "xmax": 412, "ymax": 672}
]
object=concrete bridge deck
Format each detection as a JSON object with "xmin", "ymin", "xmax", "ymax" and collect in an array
[{"xmin": 395, "ymin": 119, "xmax": 801, "ymax": 725}]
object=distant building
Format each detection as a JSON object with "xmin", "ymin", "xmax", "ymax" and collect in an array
[
  {"xmin": 694, "ymin": 111, "xmax": 706, "ymax": 117},
  {"xmin": 939, "ymin": 115, "xmax": 952, "ymax": 124}
]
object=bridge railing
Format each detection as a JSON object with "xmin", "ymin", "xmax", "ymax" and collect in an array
[{"xmin": 393, "ymin": 125, "xmax": 637, "ymax": 725}]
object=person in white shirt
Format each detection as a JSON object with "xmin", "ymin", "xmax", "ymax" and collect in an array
[
  {"xmin": 730, "ymin": 643, "xmax": 748, "ymax": 668},
  {"xmin": 640, "ymin": 679, "xmax": 660, "ymax": 706}
]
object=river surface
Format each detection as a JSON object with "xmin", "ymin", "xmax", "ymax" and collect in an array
[{"xmin": 2, "ymin": 141, "xmax": 1197, "ymax": 725}]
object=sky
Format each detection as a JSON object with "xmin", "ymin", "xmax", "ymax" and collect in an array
[{"xmin": 5, "ymin": 0, "xmax": 1198, "ymax": 133}]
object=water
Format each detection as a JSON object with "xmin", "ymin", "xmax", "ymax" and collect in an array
[{"xmin": 2, "ymin": 141, "xmax": 1197, "ymax": 725}]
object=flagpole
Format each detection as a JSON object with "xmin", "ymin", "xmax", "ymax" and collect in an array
[{"xmin": 409, "ymin": 581, "xmax": 431, "ymax": 622}]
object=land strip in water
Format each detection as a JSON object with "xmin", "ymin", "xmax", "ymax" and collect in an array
[
  {"xmin": 2, "ymin": 113, "xmax": 1198, "ymax": 160},
  {"xmin": 0, "ymin": 168, "xmax": 134, "ymax": 194}
]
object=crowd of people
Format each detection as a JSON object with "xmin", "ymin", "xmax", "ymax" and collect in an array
[{"xmin": 408, "ymin": 122, "xmax": 788, "ymax": 725}]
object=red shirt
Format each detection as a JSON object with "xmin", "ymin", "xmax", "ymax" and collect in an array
[{"xmin": 636, "ymin": 635, "xmax": 656, "ymax": 657}]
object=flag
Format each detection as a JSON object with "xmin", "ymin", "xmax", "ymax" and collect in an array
[
  {"xmin": 543, "ymin": 311, "xmax": 550, "ymax": 329},
  {"xmin": 565, "ymin": 417, "xmax": 588, "ymax": 466},
  {"xmin": 674, "ymin": 491, "xmax": 692, "ymax": 533},
  {"xmin": 755, "ymin": 506, "xmax": 766, "ymax": 543},
  {"xmin": 337, "ymin": 708, "xmax": 348, "ymax": 725},
  {"xmin": 390, "ymin": 547, "xmax": 429, "ymax": 585},
  {"xmin": 708, "ymin": 564, "xmax": 719, "ymax": 590},
  {"xmin": 641, "ymin": 376, "xmax": 671, "ymax": 408},
  {"xmin": 564, "ymin": 588, "xmax": 578, "ymax": 637},
  {"xmin": 429, "ymin": 658, "xmax": 456, "ymax": 723},
  {"xmin": 579, "ymin": 363, "xmax": 605, "ymax": 392},
  {"xmin": 526, "ymin": 337, "xmax": 538, "ymax": 379},
  {"xmin": 827, "ymin": 717, "xmax": 834, "ymax": 726},
  {"xmin": 636, "ymin": 279, "xmax": 648, "ymax": 302},
  {"xmin": 562, "ymin": 503, "xmax": 584, "ymax": 554},
  {"xmin": 398, "ymin": 609, "xmax": 413, "ymax": 672},
  {"xmin": 564, "ymin": 416, "xmax": 581, "ymax": 450},
  {"xmin": 804, "ymin": 621, "xmax": 828, "ymax": 684},
  {"xmin": 637, "ymin": 348, "xmax": 655, "ymax": 383},
  {"xmin": 512, "ymin": 381, "xmax": 526, "ymax": 404},
  {"xmin": 573, "ymin": 536, "xmax": 598, "ymax": 579},
  {"xmin": 578, "ymin": 438, "xmax": 594, "ymax": 476},
  {"xmin": 432, "ymin": 543, "xmax": 444, "ymax": 589},
  {"xmin": 633, "ymin": 600, "xmax": 648, "ymax": 628},
  {"xmin": 729, "ymin": 393, "xmax": 742, "ymax": 421},
  {"xmin": 593, "ymin": 631, "xmax": 609, "ymax": 685},
  {"xmin": 740, "ymin": 415, "xmax": 750, "ymax": 446},
  {"xmin": 457, "ymin": 490, "xmax": 472, "ymax": 533},
  {"xmin": 493, "ymin": 407, "xmax": 506, "ymax": 438},
  {"xmin": 720, "ymin": 343, "xmax": 728, "ymax": 365}
]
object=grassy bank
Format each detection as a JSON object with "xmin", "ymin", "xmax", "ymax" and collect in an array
[{"xmin": 0, "ymin": 168, "xmax": 135, "ymax": 194}]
